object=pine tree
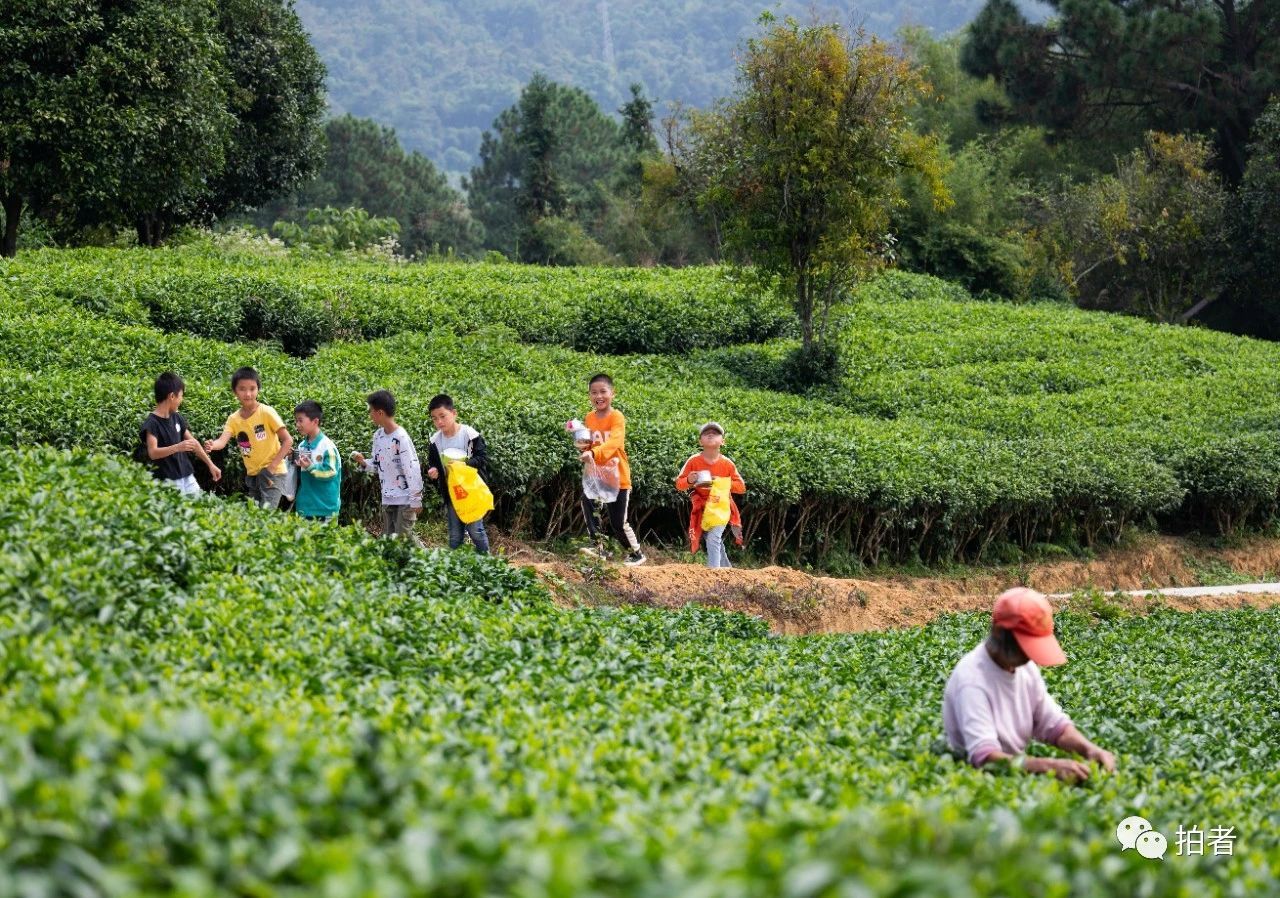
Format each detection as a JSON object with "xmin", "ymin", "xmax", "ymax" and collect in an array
[{"xmin": 962, "ymin": 0, "xmax": 1280, "ymax": 182}]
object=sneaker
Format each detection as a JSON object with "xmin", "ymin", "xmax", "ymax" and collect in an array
[{"xmin": 623, "ymin": 550, "xmax": 647, "ymax": 567}]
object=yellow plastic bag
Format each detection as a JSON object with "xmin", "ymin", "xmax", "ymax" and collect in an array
[
  {"xmin": 447, "ymin": 462, "xmax": 494, "ymax": 524},
  {"xmin": 701, "ymin": 476, "xmax": 732, "ymax": 529}
]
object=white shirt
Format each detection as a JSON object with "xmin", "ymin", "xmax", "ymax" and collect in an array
[
  {"xmin": 365, "ymin": 426, "xmax": 423, "ymax": 506},
  {"xmin": 942, "ymin": 643, "xmax": 1073, "ymax": 765}
]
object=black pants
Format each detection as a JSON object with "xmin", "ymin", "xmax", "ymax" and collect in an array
[{"xmin": 582, "ymin": 488, "xmax": 640, "ymax": 552}]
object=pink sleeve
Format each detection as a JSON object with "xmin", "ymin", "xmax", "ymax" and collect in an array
[
  {"xmin": 1030, "ymin": 669, "xmax": 1073, "ymax": 745},
  {"xmin": 954, "ymin": 685, "xmax": 1002, "ymax": 766}
]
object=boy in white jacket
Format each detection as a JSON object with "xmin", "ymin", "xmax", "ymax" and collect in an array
[{"xmin": 351, "ymin": 389, "xmax": 424, "ymax": 546}]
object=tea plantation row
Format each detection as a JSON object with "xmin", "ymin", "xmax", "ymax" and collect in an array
[
  {"xmin": 8, "ymin": 248, "xmax": 1280, "ymax": 563},
  {"xmin": 1, "ymin": 246, "xmax": 793, "ymax": 356},
  {"xmin": 2, "ymin": 447, "xmax": 1277, "ymax": 896},
  {"xmin": 0, "ymin": 300, "xmax": 1183, "ymax": 565}
]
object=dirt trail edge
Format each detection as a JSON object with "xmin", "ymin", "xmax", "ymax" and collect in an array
[{"xmin": 523, "ymin": 535, "xmax": 1280, "ymax": 635}]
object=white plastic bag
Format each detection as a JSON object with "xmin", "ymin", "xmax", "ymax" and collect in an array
[
  {"xmin": 582, "ymin": 459, "xmax": 620, "ymax": 503},
  {"xmin": 282, "ymin": 459, "xmax": 300, "ymax": 502}
]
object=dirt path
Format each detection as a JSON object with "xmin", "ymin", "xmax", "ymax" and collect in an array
[{"xmin": 521, "ymin": 535, "xmax": 1280, "ymax": 634}]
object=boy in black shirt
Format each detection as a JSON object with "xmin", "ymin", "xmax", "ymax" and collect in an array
[{"xmin": 140, "ymin": 372, "xmax": 221, "ymax": 496}]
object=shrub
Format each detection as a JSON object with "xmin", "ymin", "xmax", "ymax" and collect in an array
[{"xmin": 0, "ymin": 446, "xmax": 1276, "ymax": 896}]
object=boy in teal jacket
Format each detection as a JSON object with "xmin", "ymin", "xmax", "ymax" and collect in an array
[{"xmin": 293, "ymin": 400, "xmax": 342, "ymax": 521}]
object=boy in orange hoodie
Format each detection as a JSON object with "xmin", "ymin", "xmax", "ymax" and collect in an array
[
  {"xmin": 580, "ymin": 373, "xmax": 646, "ymax": 566},
  {"xmin": 675, "ymin": 421, "xmax": 746, "ymax": 568}
]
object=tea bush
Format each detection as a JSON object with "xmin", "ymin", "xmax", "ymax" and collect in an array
[
  {"xmin": 1, "ymin": 246, "xmax": 794, "ymax": 356},
  {"xmin": 7, "ymin": 247, "xmax": 1280, "ymax": 563},
  {"xmin": 0, "ymin": 447, "xmax": 1276, "ymax": 896},
  {"xmin": 0, "ymin": 305, "xmax": 1187, "ymax": 563}
]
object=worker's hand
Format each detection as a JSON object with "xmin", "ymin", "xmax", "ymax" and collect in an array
[
  {"xmin": 297, "ymin": 455, "xmax": 312, "ymax": 469},
  {"xmin": 208, "ymin": 463, "xmax": 222, "ymax": 482},
  {"xmin": 202, "ymin": 438, "xmax": 217, "ymax": 452},
  {"xmin": 1046, "ymin": 758, "xmax": 1092, "ymax": 783},
  {"xmin": 351, "ymin": 451, "xmax": 365, "ymax": 467},
  {"xmin": 579, "ymin": 450, "xmax": 593, "ymax": 463},
  {"xmin": 427, "ymin": 467, "xmax": 439, "ymax": 480},
  {"xmin": 176, "ymin": 437, "xmax": 199, "ymax": 453},
  {"xmin": 1086, "ymin": 746, "xmax": 1116, "ymax": 772}
]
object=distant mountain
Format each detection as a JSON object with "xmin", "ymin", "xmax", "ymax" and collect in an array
[{"xmin": 295, "ymin": 0, "xmax": 990, "ymax": 180}]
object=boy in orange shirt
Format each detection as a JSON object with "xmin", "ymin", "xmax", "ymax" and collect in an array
[
  {"xmin": 580, "ymin": 373, "xmax": 646, "ymax": 566},
  {"xmin": 676, "ymin": 421, "xmax": 746, "ymax": 567}
]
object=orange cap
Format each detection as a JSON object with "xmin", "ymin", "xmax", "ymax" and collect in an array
[{"xmin": 992, "ymin": 587, "xmax": 1066, "ymax": 667}]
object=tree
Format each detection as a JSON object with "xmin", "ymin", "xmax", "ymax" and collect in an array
[
  {"xmin": 514, "ymin": 74, "xmax": 569, "ymax": 261},
  {"xmin": 674, "ymin": 16, "xmax": 948, "ymax": 347},
  {"xmin": 257, "ymin": 116, "xmax": 481, "ymax": 257},
  {"xmin": 962, "ymin": 0, "xmax": 1280, "ymax": 182},
  {"xmin": 893, "ymin": 27, "xmax": 1088, "ymax": 300},
  {"xmin": 201, "ymin": 0, "xmax": 327, "ymax": 221},
  {"xmin": 466, "ymin": 75, "xmax": 629, "ymax": 261},
  {"xmin": 894, "ymin": 134, "xmax": 1038, "ymax": 300},
  {"xmin": 1038, "ymin": 132, "xmax": 1231, "ymax": 323},
  {"xmin": 1212, "ymin": 96, "xmax": 1280, "ymax": 336},
  {"xmin": 0, "ymin": 0, "xmax": 232, "ymax": 255}
]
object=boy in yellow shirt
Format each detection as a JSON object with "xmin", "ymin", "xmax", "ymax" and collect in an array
[{"xmin": 203, "ymin": 366, "xmax": 293, "ymax": 509}]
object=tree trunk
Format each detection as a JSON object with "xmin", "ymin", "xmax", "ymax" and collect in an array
[
  {"xmin": 796, "ymin": 274, "xmax": 814, "ymax": 347},
  {"xmin": 135, "ymin": 214, "xmax": 170, "ymax": 248},
  {"xmin": 1, "ymin": 193, "xmax": 21, "ymax": 258}
]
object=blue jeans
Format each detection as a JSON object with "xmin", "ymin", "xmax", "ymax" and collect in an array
[
  {"xmin": 705, "ymin": 525, "xmax": 731, "ymax": 568},
  {"xmin": 446, "ymin": 504, "xmax": 490, "ymax": 554}
]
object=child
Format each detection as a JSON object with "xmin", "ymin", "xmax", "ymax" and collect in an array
[
  {"xmin": 140, "ymin": 371, "xmax": 221, "ymax": 497},
  {"xmin": 425, "ymin": 394, "xmax": 491, "ymax": 554},
  {"xmin": 351, "ymin": 389, "xmax": 423, "ymax": 545},
  {"xmin": 675, "ymin": 421, "xmax": 746, "ymax": 568},
  {"xmin": 579, "ymin": 373, "xmax": 646, "ymax": 566},
  {"xmin": 292, "ymin": 400, "xmax": 342, "ymax": 522},
  {"xmin": 202, "ymin": 366, "xmax": 291, "ymax": 508}
]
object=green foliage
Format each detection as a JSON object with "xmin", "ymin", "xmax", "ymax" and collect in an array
[
  {"xmin": 1221, "ymin": 96, "xmax": 1280, "ymax": 337},
  {"xmin": 294, "ymin": 0, "xmax": 990, "ymax": 183},
  {"xmin": 10, "ymin": 249, "xmax": 1280, "ymax": 567},
  {"xmin": 466, "ymin": 75, "xmax": 639, "ymax": 264},
  {"xmin": 962, "ymin": 0, "xmax": 1280, "ymax": 181},
  {"xmin": 0, "ymin": 0, "xmax": 234, "ymax": 254},
  {"xmin": 894, "ymin": 28, "xmax": 1111, "ymax": 302},
  {"xmin": 678, "ymin": 17, "xmax": 949, "ymax": 345},
  {"xmin": 257, "ymin": 114, "xmax": 482, "ymax": 258},
  {"xmin": 894, "ymin": 135, "xmax": 1036, "ymax": 300},
  {"xmin": 271, "ymin": 206, "xmax": 401, "ymax": 255},
  {"xmin": 1, "ymin": 446, "xmax": 1278, "ymax": 895},
  {"xmin": 900, "ymin": 27, "xmax": 1007, "ymax": 149},
  {"xmin": 1037, "ymin": 133, "xmax": 1232, "ymax": 323},
  {"xmin": 1, "ymin": 244, "xmax": 793, "ymax": 356},
  {"xmin": 0, "ymin": 0, "xmax": 326, "ymax": 254},
  {"xmin": 202, "ymin": 0, "xmax": 328, "ymax": 221}
]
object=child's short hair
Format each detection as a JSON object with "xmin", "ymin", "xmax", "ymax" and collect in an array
[
  {"xmin": 154, "ymin": 371, "xmax": 184, "ymax": 402},
  {"xmin": 367, "ymin": 389, "xmax": 396, "ymax": 416},
  {"xmin": 428, "ymin": 394, "xmax": 455, "ymax": 412},
  {"xmin": 588, "ymin": 373, "xmax": 613, "ymax": 388},
  {"xmin": 294, "ymin": 400, "xmax": 323, "ymax": 422},
  {"xmin": 231, "ymin": 367, "xmax": 261, "ymax": 390}
]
